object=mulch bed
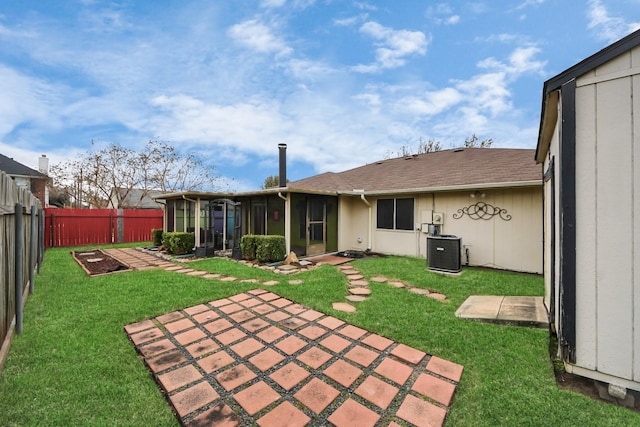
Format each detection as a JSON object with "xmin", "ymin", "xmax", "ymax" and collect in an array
[{"xmin": 72, "ymin": 249, "xmax": 130, "ymax": 276}]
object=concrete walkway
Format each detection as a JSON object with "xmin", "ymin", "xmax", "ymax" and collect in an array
[{"xmin": 455, "ymin": 296, "xmax": 548, "ymax": 328}]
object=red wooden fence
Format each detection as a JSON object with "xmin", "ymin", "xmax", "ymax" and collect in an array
[{"xmin": 44, "ymin": 208, "xmax": 163, "ymax": 248}]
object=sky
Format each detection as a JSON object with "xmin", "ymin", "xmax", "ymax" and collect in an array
[{"xmin": 1, "ymin": 0, "xmax": 639, "ymax": 192}]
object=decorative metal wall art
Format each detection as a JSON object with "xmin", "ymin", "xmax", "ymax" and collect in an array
[{"xmin": 453, "ymin": 201, "xmax": 512, "ymax": 221}]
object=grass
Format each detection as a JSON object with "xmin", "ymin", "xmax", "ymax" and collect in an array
[{"xmin": 1, "ymin": 247, "xmax": 639, "ymax": 426}]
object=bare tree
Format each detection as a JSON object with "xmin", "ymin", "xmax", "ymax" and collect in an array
[
  {"xmin": 464, "ymin": 133, "xmax": 493, "ymax": 148},
  {"xmin": 50, "ymin": 140, "xmax": 222, "ymax": 208}
]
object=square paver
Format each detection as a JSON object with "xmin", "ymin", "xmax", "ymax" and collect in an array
[
  {"xmin": 297, "ymin": 347, "xmax": 333, "ymax": 369},
  {"xmin": 412, "ymin": 373, "xmax": 457, "ymax": 406},
  {"xmin": 299, "ymin": 309, "xmax": 324, "ymax": 321},
  {"xmin": 186, "ymin": 402, "xmax": 240, "ymax": 427},
  {"xmin": 229, "ymin": 293, "xmax": 251, "ymax": 302},
  {"xmin": 344, "ymin": 345, "xmax": 379, "ymax": 368},
  {"xmin": 257, "ymin": 326, "xmax": 287, "ymax": 343},
  {"xmin": 192, "ymin": 310, "xmax": 220, "ymax": 324},
  {"xmin": 396, "ymin": 394, "xmax": 447, "ymax": 427},
  {"xmin": 271, "ymin": 298, "xmax": 293, "ymax": 308},
  {"xmin": 426, "ymin": 356, "xmax": 464, "ymax": 383},
  {"xmin": 279, "ymin": 317, "xmax": 307, "ymax": 330},
  {"xmin": 230, "ymin": 337, "xmax": 264, "ymax": 358},
  {"xmin": 233, "ymin": 381, "xmax": 280, "ymax": 415},
  {"xmin": 165, "ymin": 318, "xmax": 196, "ymax": 334},
  {"xmin": 259, "ymin": 292, "xmax": 280, "ymax": 302},
  {"xmin": 124, "ymin": 319, "xmax": 155, "ymax": 334},
  {"xmin": 209, "ymin": 298, "xmax": 233, "ymax": 307},
  {"xmin": 184, "ymin": 304, "xmax": 209, "ymax": 315},
  {"xmin": 257, "ymin": 401, "xmax": 310, "ymax": 427},
  {"xmin": 266, "ymin": 311, "xmax": 290, "ymax": 322},
  {"xmin": 185, "ymin": 338, "xmax": 219, "ymax": 359},
  {"xmin": 219, "ymin": 303, "xmax": 243, "ymax": 314},
  {"xmin": 374, "ymin": 358, "xmax": 414, "ymax": 385},
  {"xmin": 391, "ymin": 343, "xmax": 426, "ymax": 365},
  {"xmin": 205, "ymin": 318, "xmax": 233, "ymax": 334},
  {"xmin": 337, "ymin": 325, "xmax": 367, "ymax": 340},
  {"xmin": 147, "ymin": 349, "xmax": 188, "ymax": 372},
  {"xmin": 216, "ymin": 364, "xmax": 257, "ymax": 391},
  {"xmin": 361, "ymin": 333, "xmax": 394, "ymax": 351},
  {"xmin": 157, "ymin": 365, "xmax": 203, "ymax": 393},
  {"xmin": 249, "ymin": 348, "xmax": 286, "ymax": 372},
  {"xmin": 317, "ymin": 316, "xmax": 345, "ymax": 330},
  {"xmin": 238, "ymin": 297, "xmax": 262, "ymax": 308},
  {"xmin": 229, "ymin": 310, "xmax": 256, "ymax": 322},
  {"xmin": 241, "ymin": 318, "xmax": 270, "ymax": 332},
  {"xmin": 156, "ymin": 311, "xmax": 184, "ymax": 324},
  {"xmin": 269, "ymin": 362, "xmax": 310, "ymax": 390},
  {"xmin": 198, "ymin": 350, "xmax": 235, "ymax": 373},
  {"xmin": 299, "ymin": 325, "xmax": 329, "ymax": 340},
  {"xmin": 253, "ymin": 304, "xmax": 277, "ymax": 315},
  {"xmin": 174, "ymin": 328, "xmax": 207, "ymax": 346},
  {"xmin": 355, "ymin": 376, "xmax": 399, "ymax": 409},
  {"xmin": 323, "ymin": 360, "xmax": 363, "ymax": 388},
  {"xmin": 130, "ymin": 327, "xmax": 164, "ymax": 345},
  {"xmin": 138, "ymin": 338, "xmax": 176, "ymax": 358},
  {"xmin": 216, "ymin": 328, "xmax": 247, "ymax": 345},
  {"xmin": 170, "ymin": 381, "xmax": 219, "ymax": 417},
  {"xmin": 294, "ymin": 378, "xmax": 340, "ymax": 414},
  {"xmin": 319, "ymin": 334, "xmax": 351, "ymax": 353},
  {"xmin": 276, "ymin": 336, "xmax": 307, "ymax": 355},
  {"xmin": 327, "ymin": 398, "xmax": 380, "ymax": 427}
]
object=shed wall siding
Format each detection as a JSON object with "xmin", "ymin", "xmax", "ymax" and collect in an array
[{"xmin": 574, "ymin": 46, "xmax": 640, "ymax": 380}]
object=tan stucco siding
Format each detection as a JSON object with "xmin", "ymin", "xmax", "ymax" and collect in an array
[
  {"xmin": 339, "ymin": 189, "xmax": 542, "ymax": 274},
  {"xmin": 574, "ymin": 45, "xmax": 640, "ymax": 381},
  {"xmin": 338, "ymin": 196, "xmax": 370, "ymax": 252}
]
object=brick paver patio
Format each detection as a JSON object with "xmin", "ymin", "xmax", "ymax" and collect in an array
[{"xmin": 125, "ymin": 289, "xmax": 463, "ymax": 426}]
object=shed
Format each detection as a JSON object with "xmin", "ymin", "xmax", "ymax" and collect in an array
[{"xmin": 536, "ymin": 28, "xmax": 640, "ymax": 400}]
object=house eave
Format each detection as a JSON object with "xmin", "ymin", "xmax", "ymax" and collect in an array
[{"xmin": 338, "ymin": 180, "xmax": 541, "ymax": 196}]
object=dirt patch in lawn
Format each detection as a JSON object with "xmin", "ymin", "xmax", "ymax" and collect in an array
[{"xmin": 72, "ymin": 249, "xmax": 130, "ymax": 276}]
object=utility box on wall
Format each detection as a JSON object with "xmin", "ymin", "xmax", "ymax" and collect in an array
[{"xmin": 427, "ymin": 235, "xmax": 461, "ymax": 273}]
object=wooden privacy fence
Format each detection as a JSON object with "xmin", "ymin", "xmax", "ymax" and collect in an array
[
  {"xmin": 0, "ymin": 171, "xmax": 44, "ymax": 371},
  {"xmin": 44, "ymin": 208, "xmax": 163, "ymax": 248}
]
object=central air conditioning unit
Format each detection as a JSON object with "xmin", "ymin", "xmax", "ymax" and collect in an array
[{"xmin": 427, "ymin": 235, "xmax": 461, "ymax": 273}]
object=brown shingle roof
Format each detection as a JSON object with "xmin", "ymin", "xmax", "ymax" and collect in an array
[{"xmin": 289, "ymin": 148, "xmax": 540, "ymax": 194}]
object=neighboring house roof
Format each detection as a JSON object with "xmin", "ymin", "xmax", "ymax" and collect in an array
[
  {"xmin": 0, "ymin": 153, "xmax": 48, "ymax": 179},
  {"xmin": 111, "ymin": 188, "xmax": 165, "ymax": 209},
  {"xmin": 536, "ymin": 28, "xmax": 640, "ymax": 162},
  {"xmin": 288, "ymin": 148, "xmax": 540, "ymax": 195}
]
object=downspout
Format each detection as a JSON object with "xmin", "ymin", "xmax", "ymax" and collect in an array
[
  {"xmin": 278, "ymin": 192, "xmax": 291, "ymax": 255},
  {"xmin": 359, "ymin": 193, "xmax": 372, "ymax": 251}
]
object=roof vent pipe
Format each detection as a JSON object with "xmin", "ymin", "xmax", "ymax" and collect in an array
[{"xmin": 278, "ymin": 143, "xmax": 287, "ymax": 187}]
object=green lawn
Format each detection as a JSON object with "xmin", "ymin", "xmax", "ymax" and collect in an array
[{"xmin": 1, "ymin": 246, "xmax": 638, "ymax": 426}]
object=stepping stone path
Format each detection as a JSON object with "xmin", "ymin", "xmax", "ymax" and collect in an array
[{"xmin": 332, "ymin": 264, "xmax": 448, "ymax": 313}]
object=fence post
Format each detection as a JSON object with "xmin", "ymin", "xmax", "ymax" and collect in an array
[
  {"xmin": 29, "ymin": 205, "xmax": 37, "ymax": 294},
  {"xmin": 117, "ymin": 209, "xmax": 125, "ymax": 243},
  {"xmin": 38, "ymin": 208, "xmax": 44, "ymax": 272},
  {"xmin": 15, "ymin": 203, "xmax": 24, "ymax": 335}
]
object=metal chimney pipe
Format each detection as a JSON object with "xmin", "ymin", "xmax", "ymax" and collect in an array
[{"xmin": 278, "ymin": 143, "xmax": 287, "ymax": 187}]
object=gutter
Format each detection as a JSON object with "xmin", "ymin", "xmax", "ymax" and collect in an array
[{"xmin": 339, "ymin": 180, "xmax": 541, "ymax": 197}]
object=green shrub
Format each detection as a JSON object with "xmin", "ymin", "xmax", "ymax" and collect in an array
[
  {"xmin": 240, "ymin": 235, "xmax": 258, "ymax": 260},
  {"xmin": 151, "ymin": 228, "xmax": 163, "ymax": 246},
  {"xmin": 240, "ymin": 235, "xmax": 286, "ymax": 262},
  {"xmin": 255, "ymin": 235, "xmax": 286, "ymax": 263},
  {"xmin": 161, "ymin": 232, "xmax": 195, "ymax": 255}
]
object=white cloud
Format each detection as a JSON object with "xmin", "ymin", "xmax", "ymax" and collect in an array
[
  {"xmin": 513, "ymin": 0, "xmax": 545, "ymax": 11},
  {"xmin": 228, "ymin": 19, "xmax": 293, "ymax": 57},
  {"xmin": 587, "ymin": 0, "xmax": 640, "ymax": 43},
  {"xmin": 398, "ymin": 88, "xmax": 463, "ymax": 116},
  {"xmin": 354, "ymin": 21, "xmax": 429, "ymax": 72},
  {"xmin": 260, "ymin": 0, "xmax": 287, "ymax": 8},
  {"xmin": 426, "ymin": 3, "xmax": 461, "ymax": 25}
]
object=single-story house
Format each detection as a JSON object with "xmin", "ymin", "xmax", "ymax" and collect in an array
[
  {"xmin": 155, "ymin": 146, "xmax": 542, "ymax": 274},
  {"xmin": 0, "ymin": 153, "xmax": 49, "ymax": 207},
  {"xmin": 536, "ymin": 28, "xmax": 640, "ymax": 399},
  {"xmin": 108, "ymin": 188, "xmax": 164, "ymax": 209}
]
